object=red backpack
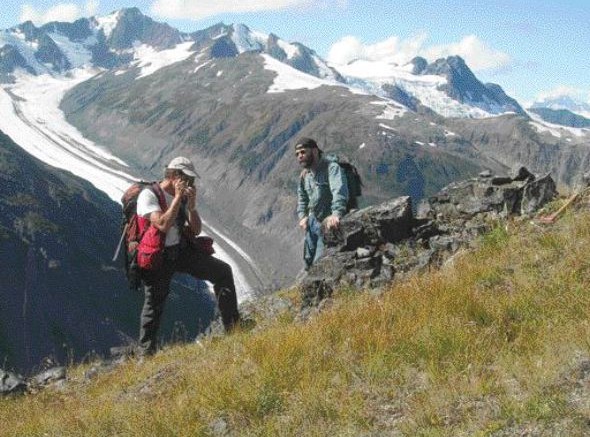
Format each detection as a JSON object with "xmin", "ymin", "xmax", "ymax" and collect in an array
[{"xmin": 118, "ymin": 181, "xmax": 167, "ymax": 289}]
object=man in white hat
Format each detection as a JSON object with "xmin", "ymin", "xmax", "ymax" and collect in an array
[{"xmin": 135, "ymin": 156, "xmax": 241, "ymax": 355}]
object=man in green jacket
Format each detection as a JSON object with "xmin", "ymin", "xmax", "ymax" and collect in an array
[{"xmin": 295, "ymin": 137, "xmax": 349, "ymax": 269}]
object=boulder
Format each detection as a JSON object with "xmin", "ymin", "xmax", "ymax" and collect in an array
[
  {"xmin": 511, "ymin": 165, "xmax": 535, "ymax": 182},
  {"xmin": 427, "ymin": 169, "xmax": 556, "ymax": 219},
  {"xmin": 300, "ymin": 197, "xmax": 414, "ymax": 306},
  {"xmin": 323, "ymin": 196, "xmax": 414, "ymax": 251},
  {"xmin": 521, "ymin": 174, "xmax": 557, "ymax": 215},
  {"xmin": 30, "ymin": 366, "xmax": 66, "ymax": 387},
  {"xmin": 0, "ymin": 369, "xmax": 27, "ymax": 396}
]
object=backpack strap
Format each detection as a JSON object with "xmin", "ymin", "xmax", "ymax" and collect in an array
[
  {"xmin": 136, "ymin": 182, "xmax": 168, "ymax": 243},
  {"xmin": 150, "ymin": 182, "xmax": 168, "ymax": 212}
]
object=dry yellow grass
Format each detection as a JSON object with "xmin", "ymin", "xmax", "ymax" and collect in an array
[{"xmin": 2, "ymin": 206, "xmax": 590, "ymax": 436}]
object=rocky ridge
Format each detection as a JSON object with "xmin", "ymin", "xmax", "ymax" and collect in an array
[{"xmin": 299, "ymin": 166, "xmax": 557, "ymax": 310}]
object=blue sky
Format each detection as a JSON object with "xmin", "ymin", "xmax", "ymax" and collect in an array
[{"xmin": 1, "ymin": 0, "xmax": 588, "ymax": 105}]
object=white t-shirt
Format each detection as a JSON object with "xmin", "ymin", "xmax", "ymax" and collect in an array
[{"xmin": 136, "ymin": 187, "xmax": 181, "ymax": 247}]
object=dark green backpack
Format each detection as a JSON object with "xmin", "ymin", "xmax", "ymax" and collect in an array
[
  {"xmin": 300, "ymin": 154, "xmax": 363, "ymax": 212},
  {"xmin": 322, "ymin": 154, "xmax": 363, "ymax": 212}
]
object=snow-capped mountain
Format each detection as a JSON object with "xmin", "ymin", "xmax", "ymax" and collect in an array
[
  {"xmin": 528, "ymin": 95, "xmax": 590, "ymax": 128},
  {"xmin": 189, "ymin": 22, "xmax": 344, "ymax": 82},
  {"xmin": 528, "ymin": 107, "xmax": 590, "ymax": 129},
  {"xmin": 1, "ymin": 7, "xmax": 522, "ymax": 119},
  {"xmin": 335, "ymin": 55, "xmax": 524, "ymax": 118},
  {"xmin": 0, "ymin": 7, "xmax": 184, "ymax": 76},
  {"xmin": 531, "ymin": 95, "xmax": 590, "ymax": 119},
  {"xmin": 0, "ymin": 8, "xmax": 340, "ymax": 84}
]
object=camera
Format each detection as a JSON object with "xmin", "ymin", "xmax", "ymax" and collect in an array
[{"xmin": 181, "ymin": 174, "xmax": 195, "ymax": 188}]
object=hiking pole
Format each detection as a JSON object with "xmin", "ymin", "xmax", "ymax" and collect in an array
[{"xmin": 112, "ymin": 223, "xmax": 129, "ymax": 262}]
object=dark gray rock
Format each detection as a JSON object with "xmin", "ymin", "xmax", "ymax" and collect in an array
[
  {"xmin": 0, "ymin": 369, "xmax": 27, "ymax": 395},
  {"xmin": 521, "ymin": 174, "xmax": 557, "ymax": 215},
  {"xmin": 107, "ymin": 7, "xmax": 182, "ymax": 51},
  {"xmin": 409, "ymin": 56, "xmax": 428, "ymax": 74},
  {"xmin": 300, "ymin": 197, "xmax": 414, "ymax": 303},
  {"xmin": 356, "ymin": 247, "xmax": 374, "ymax": 259},
  {"xmin": 30, "ymin": 366, "xmax": 66, "ymax": 387},
  {"xmin": 0, "ymin": 45, "xmax": 36, "ymax": 76},
  {"xmin": 511, "ymin": 166, "xmax": 535, "ymax": 182},
  {"xmin": 35, "ymin": 34, "xmax": 71, "ymax": 72},
  {"xmin": 491, "ymin": 176, "xmax": 513, "ymax": 186},
  {"xmin": 323, "ymin": 196, "xmax": 414, "ymax": 251},
  {"xmin": 381, "ymin": 83, "xmax": 419, "ymax": 111},
  {"xmin": 428, "ymin": 169, "xmax": 556, "ymax": 219}
]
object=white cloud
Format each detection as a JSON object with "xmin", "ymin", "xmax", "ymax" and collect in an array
[
  {"xmin": 423, "ymin": 35, "xmax": 510, "ymax": 71},
  {"xmin": 85, "ymin": 0, "xmax": 100, "ymax": 17},
  {"xmin": 535, "ymin": 85, "xmax": 588, "ymax": 102},
  {"xmin": 150, "ymin": 0, "xmax": 315, "ymax": 20},
  {"xmin": 327, "ymin": 33, "xmax": 510, "ymax": 72},
  {"xmin": 315, "ymin": 0, "xmax": 349, "ymax": 9},
  {"xmin": 20, "ymin": 3, "xmax": 80, "ymax": 24},
  {"xmin": 328, "ymin": 33, "xmax": 427, "ymax": 66},
  {"xmin": 19, "ymin": 1, "xmax": 100, "ymax": 25}
]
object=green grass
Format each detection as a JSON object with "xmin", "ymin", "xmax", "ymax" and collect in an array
[{"xmin": 2, "ymin": 207, "xmax": 590, "ymax": 436}]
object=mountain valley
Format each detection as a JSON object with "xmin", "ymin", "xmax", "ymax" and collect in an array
[{"xmin": 0, "ymin": 7, "xmax": 589, "ymax": 372}]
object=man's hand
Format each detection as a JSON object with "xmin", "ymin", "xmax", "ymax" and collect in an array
[
  {"xmin": 173, "ymin": 178, "xmax": 187, "ymax": 199},
  {"xmin": 298, "ymin": 216, "xmax": 308, "ymax": 231},
  {"xmin": 185, "ymin": 186, "xmax": 197, "ymax": 210},
  {"xmin": 325, "ymin": 215, "xmax": 340, "ymax": 230}
]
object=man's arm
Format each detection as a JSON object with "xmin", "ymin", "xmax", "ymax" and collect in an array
[
  {"xmin": 149, "ymin": 197, "xmax": 182, "ymax": 232},
  {"xmin": 149, "ymin": 179, "xmax": 185, "ymax": 232},
  {"xmin": 297, "ymin": 174, "xmax": 310, "ymax": 230},
  {"xmin": 328, "ymin": 162, "xmax": 349, "ymax": 218},
  {"xmin": 184, "ymin": 186, "xmax": 202, "ymax": 236}
]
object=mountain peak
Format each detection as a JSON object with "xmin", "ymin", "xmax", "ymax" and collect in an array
[
  {"xmin": 118, "ymin": 6, "xmax": 143, "ymax": 16},
  {"xmin": 422, "ymin": 55, "xmax": 469, "ymax": 77},
  {"xmin": 95, "ymin": 6, "xmax": 144, "ymax": 22},
  {"xmin": 409, "ymin": 56, "xmax": 427, "ymax": 74},
  {"xmin": 230, "ymin": 23, "xmax": 265, "ymax": 54},
  {"xmin": 99, "ymin": 7, "xmax": 182, "ymax": 50},
  {"xmin": 532, "ymin": 95, "xmax": 590, "ymax": 114},
  {"xmin": 417, "ymin": 55, "xmax": 526, "ymax": 115}
]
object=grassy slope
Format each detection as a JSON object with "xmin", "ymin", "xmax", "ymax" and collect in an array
[{"xmin": 2, "ymin": 200, "xmax": 590, "ymax": 436}]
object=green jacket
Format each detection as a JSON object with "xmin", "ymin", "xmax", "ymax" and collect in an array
[{"xmin": 297, "ymin": 157, "xmax": 349, "ymax": 222}]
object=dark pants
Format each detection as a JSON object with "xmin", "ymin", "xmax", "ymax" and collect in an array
[{"xmin": 139, "ymin": 245, "xmax": 240, "ymax": 354}]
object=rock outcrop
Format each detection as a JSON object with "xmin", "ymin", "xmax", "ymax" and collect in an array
[
  {"xmin": 299, "ymin": 168, "xmax": 557, "ymax": 309},
  {"xmin": 0, "ymin": 369, "xmax": 27, "ymax": 396},
  {"xmin": 0, "ymin": 366, "xmax": 66, "ymax": 396}
]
